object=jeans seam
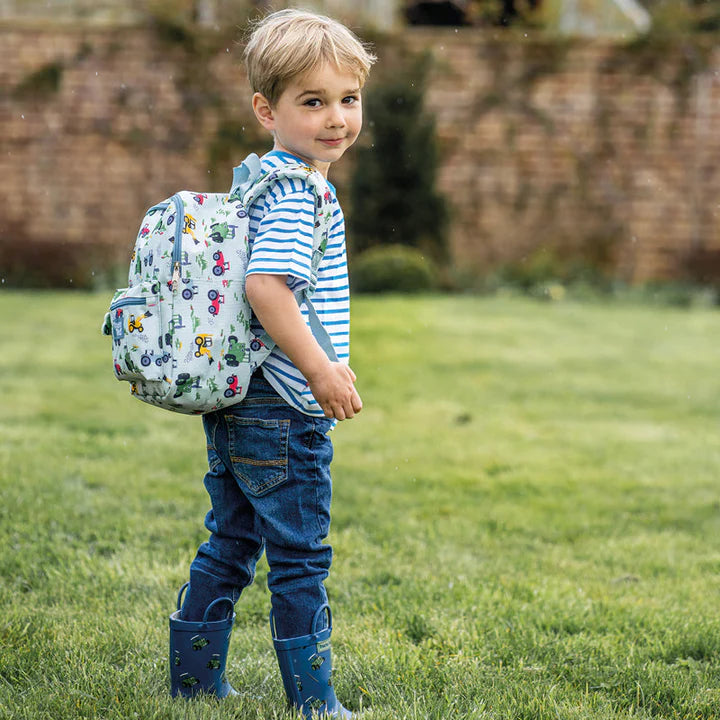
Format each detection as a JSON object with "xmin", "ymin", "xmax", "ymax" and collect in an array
[
  {"xmin": 239, "ymin": 396, "xmax": 287, "ymax": 406},
  {"xmin": 209, "ymin": 413, "xmax": 219, "ymax": 449},
  {"xmin": 230, "ymin": 456, "xmax": 288, "ymax": 467},
  {"xmin": 312, "ymin": 419, "xmax": 324, "ymax": 538},
  {"xmin": 205, "ymin": 415, "xmax": 223, "ymax": 471}
]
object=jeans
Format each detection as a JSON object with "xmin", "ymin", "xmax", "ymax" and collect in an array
[{"xmin": 180, "ymin": 372, "xmax": 335, "ymax": 639}]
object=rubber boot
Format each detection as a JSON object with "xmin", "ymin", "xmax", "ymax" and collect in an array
[
  {"xmin": 169, "ymin": 582, "xmax": 238, "ymax": 698},
  {"xmin": 271, "ymin": 604, "xmax": 351, "ymax": 718}
]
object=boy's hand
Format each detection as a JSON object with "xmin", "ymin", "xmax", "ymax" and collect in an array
[
  {"xmin": 307, "ymin": 362, "xmax": 363, "ymax": 421},
  {"xmin": 245, "ymin": 275, "xmax": 363, "ymax": 420}
]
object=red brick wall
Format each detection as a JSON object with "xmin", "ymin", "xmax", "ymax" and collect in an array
[
  {"xmin": 405, "ymin": 30, "xmax": 720, "ymax": 282},
  {"xmin": 2, "ymin": 24, "xmax": 719, "ymax": 284},
  {"xmin": 1, "ymin": 25, "xmax": 259, "ymax": 279}
]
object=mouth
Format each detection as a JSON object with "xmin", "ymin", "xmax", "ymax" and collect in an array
[{"xmin": 318, "ymin": 138, "xmax": 345, "ymax": 147}]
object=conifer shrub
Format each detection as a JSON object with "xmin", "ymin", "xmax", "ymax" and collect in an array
[
  {"xmin": 349, "ymin": 52, "xmax": 448, "ymax": 263},
  {"xmin": 351, "ymin": 244, "xmax": 436, "ymax": 293},
  {"xmin": 0, "ymin": 224, "xmax": 110, "ymax": 289}
]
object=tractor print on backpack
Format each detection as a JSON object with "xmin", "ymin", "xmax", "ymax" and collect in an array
[
  {"xmin": 224, "ymin": 375, "xmax": 241, "ymax": 399},
  {"xmin": 111, "ymin": 309, "xmax": 125, "ymax": 346},
  {"xmin": 224, "ymin": 336, "xmax": 247, "ymax": 367},
  {"xmin": 212, "ymin": 250, "xmax": 230, "ymax": 276},
  {"xmin": 209, "ymin": 222, "xmax": 238, "ymax": 243}
]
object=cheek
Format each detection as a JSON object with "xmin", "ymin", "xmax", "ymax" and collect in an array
[{"xmin": 300, "ymin": 115, "xmax": 322, "ymax": 134}]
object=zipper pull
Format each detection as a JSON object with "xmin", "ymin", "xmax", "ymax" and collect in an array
[{"xmin": 171, "ymin": 262, "xmax": 180, "ymax": 291}]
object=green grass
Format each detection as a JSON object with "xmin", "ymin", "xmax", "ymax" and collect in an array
[{"xmin": 2, "ymin": 291, "xmax": 720, "ymax": 719}]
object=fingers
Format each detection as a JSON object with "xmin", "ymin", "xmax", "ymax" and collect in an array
[
  {"xmin": 321, "ymin": 389, "xmax": 362, "ymax": 421},
  {"xmin": 324, "ymin": 401, "xmax": 350, "ymax": 421},
  {"xmin": 336, "ymin": 390, "xmax": 362, "ymax": 420},
  {"xmin": 342, "ymin": 366, "xmax": 361, "ymax": 417},
  {"xmin": 351, "ymin": 388, "xmax": 363, "ymax": 414},
  {"xmin": 312, "ymin": 363, "xmax": 362, "ymax": 421}
]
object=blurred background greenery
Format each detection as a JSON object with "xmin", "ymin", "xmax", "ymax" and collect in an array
[{"xmin": 1, "ymin": 0, "xmax": 719, "ymax": 302}]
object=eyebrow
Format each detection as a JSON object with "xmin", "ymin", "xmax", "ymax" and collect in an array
[{"xmin": 295, "ymin": 88, "xmax": 361, "ymax": 100}]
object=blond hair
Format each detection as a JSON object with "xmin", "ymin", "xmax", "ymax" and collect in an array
[{"xmin": 244, "ymin": 9, "xmax": 376, "ymax": 105}]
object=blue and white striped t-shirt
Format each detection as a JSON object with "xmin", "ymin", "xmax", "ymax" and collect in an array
[{"xmin": 246, "ymin": 150, "xmax": 350, "ymax": 416}]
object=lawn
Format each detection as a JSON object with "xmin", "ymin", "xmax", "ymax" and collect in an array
[{"xmin": 2, "ymin": 291, "xmax": 720, "ymax": 719}]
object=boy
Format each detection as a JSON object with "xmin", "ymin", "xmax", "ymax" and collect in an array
[{"xmin": 169, "ymin": 9, "xmax": 375, "ymax": 718}]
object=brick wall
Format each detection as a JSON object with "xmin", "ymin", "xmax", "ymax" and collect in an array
[
  {"xmin": 2, "ymin": 24, "xmax": 719, "ymax": 285},
  {"xmin": 405, "ymin": 30, "xmax": 720, "ymax": 282},
  {"xmin": 1, "ymin": 25, "xmax": 259, "ymax": 281}
]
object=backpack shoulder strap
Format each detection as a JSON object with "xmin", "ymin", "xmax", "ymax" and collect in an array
[
  {"xmin": 236, "ymin": 157, "xmax": 335, "ymax": 293},
  {"xmin": 304, "ymin": 298, "xmax": 338, "ymax": 362},
  {"xmin": 229, "ymin": 154, "xmax": 338, "ymax": 363},
  {"xmin": 230, "ymin": 153, "xmax": 262, "ymax": 200},
  {"xmin": 231, "ymin": 156, "xmax": 333, "ymax": 258}
]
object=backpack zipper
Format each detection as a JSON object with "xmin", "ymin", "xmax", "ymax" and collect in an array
[{"xmin": 170, "ymin": 194, "xmax": 184, "ymax": 291}]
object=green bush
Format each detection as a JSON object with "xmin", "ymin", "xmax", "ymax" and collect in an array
[
  {"xmin": 13, "ymin": 62, "xmax": 64, "ymax": 100},
  {"xmin": 349, "ymin": 52, "xmax": 448, "ymax": 262},
  {"xmin": 351, "ymin": 244, "xmax": 436, "ymax": 293},
  {"xmin": 0, "ymin": 226, "xmax": 112, "ymax": 289}
]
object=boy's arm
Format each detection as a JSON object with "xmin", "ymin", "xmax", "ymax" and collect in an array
[{"xmin": 245, "ymin": 273, "xmax": 362, "ymax": 421}]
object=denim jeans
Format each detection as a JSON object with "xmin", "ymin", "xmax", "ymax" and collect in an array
[{"xmin": 180, "ymin": 372, "xmax": 335, "ymax": 639}]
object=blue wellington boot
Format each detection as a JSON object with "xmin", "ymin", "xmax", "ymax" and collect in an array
[
  {"xmin": 169, "ymin": 583, "xmax": 238, "ymax": 698},
  {"xmin": 271, "ymin": 604, "xmax": 351, "ymax": 719}
]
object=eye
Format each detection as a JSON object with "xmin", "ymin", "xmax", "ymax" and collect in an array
[
  {"xmin": 304, "ymin": 98, "xmax": 322, "ymax": 108},
  {"xmin": 343, "ymin": 95, "xmax": 359, "ymax": 105}
]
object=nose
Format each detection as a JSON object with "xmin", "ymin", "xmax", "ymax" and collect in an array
[{"xmin": 326, "ymin": 103, "xmax": 346, "ymax": 128}]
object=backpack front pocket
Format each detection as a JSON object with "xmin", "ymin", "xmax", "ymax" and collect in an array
[{"xmin": 108, "ymin": 283, "xmax": 165, "ymax": 381}]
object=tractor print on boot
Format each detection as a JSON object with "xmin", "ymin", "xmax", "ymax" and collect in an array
[
  {"xmin": 271, "ymin": 605, "xmax": 352, "ymax": 718},
  {"xmin": 169, "ymin": 583, "xmax": 237, "ymax": 699}
]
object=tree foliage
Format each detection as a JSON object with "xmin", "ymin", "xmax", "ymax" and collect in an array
[
  {"xmin": 349, "ymin": 53, "xmax": 449, "ymax": 261},
  {"xmin": 644, "ymin": 0, "xmax": 720, "ymax": 33}
]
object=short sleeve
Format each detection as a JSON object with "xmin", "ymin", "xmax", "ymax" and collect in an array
[{"xmin": 246, "ymin": 178, "xmax": 316, "ymax": 293}]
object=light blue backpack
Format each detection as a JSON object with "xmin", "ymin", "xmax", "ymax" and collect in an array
[{"xmin": 102, "ymin": 154, "xmax": 337, "ymax": 414}]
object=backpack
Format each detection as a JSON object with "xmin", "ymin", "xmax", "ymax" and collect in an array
[{"xmin": 101, "ymin": 153, "xmax": 337, "ymax": 415}]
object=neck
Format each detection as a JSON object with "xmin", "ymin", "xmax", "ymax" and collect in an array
[{"xmin": 271, "ymin": 145, "xmax": 330, "ymax": 178}]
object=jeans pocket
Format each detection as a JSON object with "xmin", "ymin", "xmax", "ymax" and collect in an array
[{"xmin": 225, "ymin": 415, "xmax": 290, "ymax": 496}]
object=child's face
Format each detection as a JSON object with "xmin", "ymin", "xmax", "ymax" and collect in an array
[{"xmin": 253, "ymin": 62, "xmax": 363, "ymax": 177}]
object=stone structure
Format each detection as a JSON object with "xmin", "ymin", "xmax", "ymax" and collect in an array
[{"xmin": 1, "ymin": 23, "xmax": 719, "ymax": 285}]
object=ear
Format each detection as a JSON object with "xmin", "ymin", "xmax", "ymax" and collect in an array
[{"xmin": 252, "ymin": 93, "xmax": 276, "ymax": 131}]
